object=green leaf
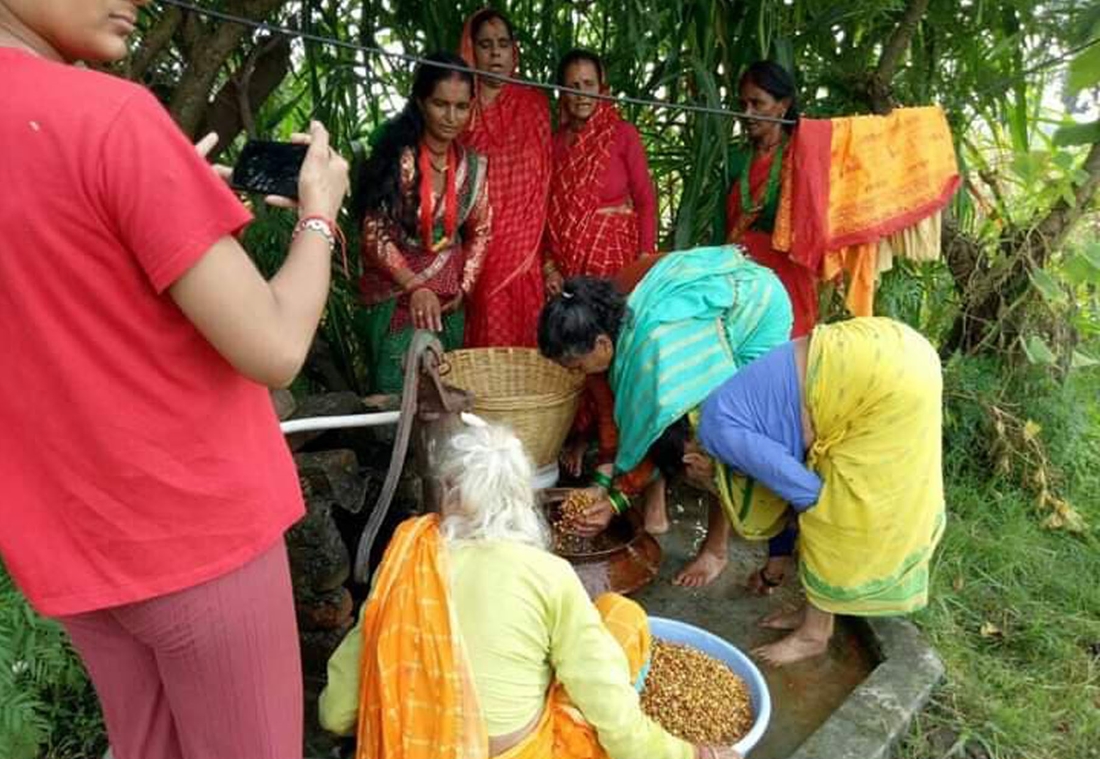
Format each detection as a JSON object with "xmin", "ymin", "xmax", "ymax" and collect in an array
[
  {"xmin": 1071, "ymin": 350, "xmax": 1100, "ymax": 369},
  {"xmin": 1010, "ymin": 151, "xmax": 1048, "ymax": 184},
  {"xmin": 1062, "ymin": 252, "xmax": 1100, "ymax": 286},
  {"xmin": 1029, "ymin": 268, "xmax": 1066, "ymax": 305},
  {"xmin": 1021, "ymin": 335, "xmax": 1057, "ymax": 365},
  {"xmin": 1083, "ymin": 242, "xmax": 1100, "ymax": 270},
  {"xmin": 1053, "ymin": 120, "xmax": 1100, "ymax": 148},
  {"xmin": 1067, "ymin": 42, "xmax": 1100, "ymax": 93}
]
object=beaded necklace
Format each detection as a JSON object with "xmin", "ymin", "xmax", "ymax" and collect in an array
[{"xmin": 739, "ymin": 136, "xmax": 785, "ymax": 217}]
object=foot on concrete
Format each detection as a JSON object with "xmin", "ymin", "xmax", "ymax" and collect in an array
[
  {"xmin": 642, "ymin": 478, "xmax": 670, "ymax": 535},
  {"xmin": 672, "ymin": 548, "xmax": 728, "ymax": 588},
  {"xmin": 759, "ymin": 605, "xmax": 806, "ymax": 631},
  {"xmin": 753, "ymin": 629, "xmax": 829, "ymax": 666}
]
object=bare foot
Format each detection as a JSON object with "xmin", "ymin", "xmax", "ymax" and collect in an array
[
  {"xmin": 752, "ymin": 630, "xmax": 829, "ymax": 666},
  {"xmin": 559, "ymin": 440, "xmax": 587, "ymax": 478},
  {"xmin": 672, "ymin": 548, "xmax": 729, "ymax": 588},
  {"xmin": 643, "ymin": 476, "xmax": 669, "ymax": 534},
  {"xmin": 759, "ymin": 605, "xmax": 805, "ymax": 631}
]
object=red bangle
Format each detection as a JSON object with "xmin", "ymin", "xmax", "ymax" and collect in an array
[{"xmin": 295, "ymin": 214, "xmax": 349, "ymax": 278}]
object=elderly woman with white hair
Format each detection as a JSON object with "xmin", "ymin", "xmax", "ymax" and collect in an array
[{"xmin": 319, "ymin": 423, "xmax": 739, "ymax": 759}]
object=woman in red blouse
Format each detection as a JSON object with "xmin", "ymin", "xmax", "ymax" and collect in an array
[
  {"xmin": 355, "ymin": 52, "xmax": 491, "ymax": 394},
  {"xmin": 543, "ymin": 49, "xmax": 667, "ymax": 533},
  {"xmin": 543, "ymin": 48, "xmax": 658, "ymax": 289}
]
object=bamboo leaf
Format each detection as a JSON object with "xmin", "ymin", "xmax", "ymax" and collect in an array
[
  {"xmin": 1067, "ymin": 40, "xmax": 1100, "ymax": 93},
  {"xmin": 1053, "ymin": 120, "xmax": 1100, "ymax": 148},
  {"xmin": 1072, "ymin": 351, "xmax": 1100, "ymax": 369}
]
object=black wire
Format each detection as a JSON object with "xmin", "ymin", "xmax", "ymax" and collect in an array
[{"xmin": 155, "ymin": 0, "xmax": 796, "ymax": 124}]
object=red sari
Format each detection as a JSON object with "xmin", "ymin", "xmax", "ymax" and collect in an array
[
  {"xmin": 458, "ymin": 24, "xmax": 552, "ymax": 347},
  {"xmin": 546, "ymin": 104, "xmax": 643, "ymax": 278},
  {"xmin": 726, "ymin": 146, "xmax": 818, "ymax": 338}
]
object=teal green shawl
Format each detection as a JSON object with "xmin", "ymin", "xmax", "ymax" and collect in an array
[{"xmin": 610, "ymin": 245, "xmax": 793, "ymax": 473}]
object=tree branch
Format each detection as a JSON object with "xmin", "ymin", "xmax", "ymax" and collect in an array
[
  {"xmin": 128, "ymin": 6, "xmax": 182, "ymax": 81},
  {"xmin": 866, "ymin": 0, "xmax": 932, "ymax": 114},
  {"xmin": 198, "ymin": 35, "xmax": 292, "ymax": 157},
  {"xmin": 167, "ymin": 0, "xmax": 288, "ymax": 136}
]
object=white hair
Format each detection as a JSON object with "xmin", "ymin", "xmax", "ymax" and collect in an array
[{"xmin": 436, "ymin": 424, "xmax": 550, "ymax": 550}]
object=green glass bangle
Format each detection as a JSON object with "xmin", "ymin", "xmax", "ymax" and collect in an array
[
  {"xmin": 592, "ymin": 471, "xmax": 613, "ymax": 490},
  {"xmin": 608, "ymin": 489, "xmax": 630, "ymax": 515}
]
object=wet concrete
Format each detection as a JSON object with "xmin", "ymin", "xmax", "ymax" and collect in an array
[{"xmin": 633, "ymin": 488, "xmax": 877, "ymax": 759}]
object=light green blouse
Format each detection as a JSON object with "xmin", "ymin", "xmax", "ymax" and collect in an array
[{"xmin": 318, "ymin": 540, "xmax": 692, "ymax": 759}]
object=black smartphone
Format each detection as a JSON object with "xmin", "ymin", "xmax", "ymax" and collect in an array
[{"xmin": 230, "ymin": 140, "xmax": 308, "ymax": 200}]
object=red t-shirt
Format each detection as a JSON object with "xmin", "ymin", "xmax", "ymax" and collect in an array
[{"xmin": 0, "ymin": 50, "xmax": 305, "ymax": 616}]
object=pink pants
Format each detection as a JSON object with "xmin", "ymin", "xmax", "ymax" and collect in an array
[{"xmin": 61, "ymin": 540, "xmax": 302, "ymax": 759}]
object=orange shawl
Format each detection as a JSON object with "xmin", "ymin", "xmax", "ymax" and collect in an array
[
  {"xmin": 355, "ymin": 515, "xmax": 487, "ymax": 759},
  {"xmin": 354, "ymin": 513, "xmax": 651, "ymax": 759},
  {"xmin": 773, "ymin": 105, "xmax": 959, "ymax": 315}
]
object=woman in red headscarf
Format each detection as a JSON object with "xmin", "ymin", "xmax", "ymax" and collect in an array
[
  {"xmin": 542, "ymin": 48, "xmax": 666, "ymax": 533},
  {"xmin": 459, "ymin": 8, "xmax": 553, "ymax": 348},
  {"xmin": 543, "ymin": 48, "xmax": 657, "ymax": 290}
]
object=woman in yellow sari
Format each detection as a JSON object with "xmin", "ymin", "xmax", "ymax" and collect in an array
[
  {"xmin": 651, "ymin": 317, "xmax": 945, "ymax": 666},
  {"xmin": 318, "ymin": 424, "xmax": 738, "ymax": 759}
]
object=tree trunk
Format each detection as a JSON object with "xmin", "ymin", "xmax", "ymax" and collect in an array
[
  {"xmin": 942, "ymin": 140, "xmax": 1100, "ymax": 353},
  {"xmin": 198, "ymin": 36, "xmax": 292, "ymax": 160},
  {"xmin": 866, "ymin": 0, "xmax": 931, "ymax": 114},
  {"xmin": 167, "ymin": 0, "xmax": 288, "ymax": 137}
]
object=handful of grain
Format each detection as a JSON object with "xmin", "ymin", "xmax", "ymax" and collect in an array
[
  {"xmin": 641, "ymin": 640, "xmax": 754, "ymax": 745},
  {"xmin": 551, "ymin": 490, "xmax": 595, "ymax": 553},
  {"xmin": 555, "ymin": 490, "xmax": 593, "ymax": 533}
]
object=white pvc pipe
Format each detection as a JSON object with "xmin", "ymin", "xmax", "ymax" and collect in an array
[
  {"xmin": 279, "ymin": 410, "xmax": 489, "ymax": 435},
  {"xmin": 280, "ymin": 412, "xmax": 400, "ymax": 434}
]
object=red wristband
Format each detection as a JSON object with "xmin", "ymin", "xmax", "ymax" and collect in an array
[{"xmin": 295, "ymin": 214, "xmax": 349, "ymax": 278}]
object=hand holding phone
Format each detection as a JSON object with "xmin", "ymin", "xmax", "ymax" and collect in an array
[{"xmin": 231, "ymin": 140, "xmax": 309, "ymax": 201}]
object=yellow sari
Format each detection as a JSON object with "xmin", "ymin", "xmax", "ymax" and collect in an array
[{"xmin": 799, "ymin": 317, "xmax": 946, "ymax": 615}]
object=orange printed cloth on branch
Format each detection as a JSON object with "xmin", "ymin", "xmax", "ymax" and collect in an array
[
  {"xmin": 459, "ymin": 13, "xmax": 552, "ymax": 348},
  {"xmin": 546, "ymin": 104, "xmax": 639, "ymax": 278},
  {"xmin": 774, "ymin": 106, "xmax": 959, "ymax": 316}
]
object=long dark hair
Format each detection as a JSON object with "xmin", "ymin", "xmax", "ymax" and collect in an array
[
  {"xmin": 353, "ymin": 52, "xmax": 474, "ymax": 233},
  {"xmin": 538, "ymin": 277, "xmax": 627, "ymax": 362},
  {"xmin": 555, "ymin": 48, "xmax": 604, "ymax": 86},
  {"xmin": 740, "ymin": 60, "xmax": 800, "ymax": 132}
]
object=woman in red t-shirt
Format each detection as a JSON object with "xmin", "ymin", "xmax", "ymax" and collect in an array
[{"xmin": 0, "ymin": 2, "xmax": 348, "ymax": 758}]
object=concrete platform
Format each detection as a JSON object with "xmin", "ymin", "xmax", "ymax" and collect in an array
[
  {"xmin": 636, "ymin": 488, "xmax": 944, "ymax": 758},
  {"xmin": 295, "ymin": 484, "xmax": 943, "ymax": 759}
]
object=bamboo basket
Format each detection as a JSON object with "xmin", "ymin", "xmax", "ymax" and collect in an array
[{"xmin": 441, "ymin": 348, "xmax": 586, "ymax": 468}]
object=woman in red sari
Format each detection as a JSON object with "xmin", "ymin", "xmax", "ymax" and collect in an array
[
  {"xmin": 354, "ymin": 53, "xmax": 491, "ymax": 394},
  {"xmin": 459, "ymin": 8, "xmax": 552, "ymax": 348},
  {"xmin": 543, "ymin": 49, "xmax": 667, "ymax": 533},
  {"xmin": 721, "ymin": 61, "xmax": 817, "ymax": 337},
  {"xmin": 543, "ymin": 48, "xmax": 657, "ymax": 291}
]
